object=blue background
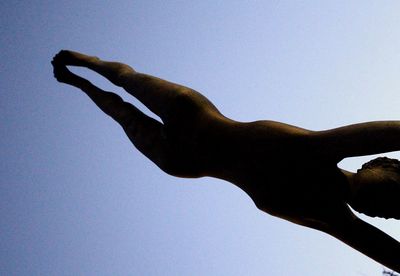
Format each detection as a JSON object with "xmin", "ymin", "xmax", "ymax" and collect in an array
[{"xmin": 1, "ymin": 1, "xmax": 399, "ymax": 275}]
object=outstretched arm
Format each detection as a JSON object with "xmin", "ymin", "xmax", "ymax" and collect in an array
[
  {"xmin": 52, "ymin": 50, "xmax": 222, "ymax": 123},
  {"xmin": 51, "ymin": 53, "xmax": 219, "ymax": 178},
  {"xmin": 326, "ymin": 215, "xmax": 400, "ymax": 272},
  {"xmin": 51, "ymin": 60, "xmax": 172, "ymax": 173},
  {"xmin": 314, "ymin": 122, "xmax": 400, "ymax": 162}
]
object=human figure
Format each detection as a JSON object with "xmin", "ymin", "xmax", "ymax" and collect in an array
[{"xmin": 52, "ymin": 50, "xmax": 400, "ymax": 272}]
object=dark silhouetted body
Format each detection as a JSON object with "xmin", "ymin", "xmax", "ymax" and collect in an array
[{"xmin": 52, "ymin": 50, "xmax": 400, "ymax": 272}]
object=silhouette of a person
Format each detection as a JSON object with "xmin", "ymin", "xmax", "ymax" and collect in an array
[{"xmin": 52, "ymin": 50, "xmax": 399, "ymax": 271}]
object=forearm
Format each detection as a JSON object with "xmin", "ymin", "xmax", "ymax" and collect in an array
[{"xmin": 331, "ymin": 218, "xmax": 400, "ymax": 272}]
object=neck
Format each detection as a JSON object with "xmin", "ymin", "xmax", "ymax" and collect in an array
[{"xmin": 340, "ymin": 169, "xmax": 357, "ymax": 202}]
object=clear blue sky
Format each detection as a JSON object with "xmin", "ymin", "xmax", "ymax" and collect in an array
[{"xmin": 1, "ymin": 1, "xmax": 399, "ymax": 275}]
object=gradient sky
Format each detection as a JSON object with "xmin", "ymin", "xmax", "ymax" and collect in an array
[{"xmin": 1, "ymin": 1, "xmax": 400, "ymax": 275}]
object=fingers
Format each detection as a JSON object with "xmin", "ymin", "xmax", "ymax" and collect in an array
[
  {"xmin": 51, "ymin": 59, "xmax": 70, "ymax": 83},
  {"xmin": 51, "ymin": 59, "xmax": 90, "ymax": 88},
  {"xmin": 51, "ymin": 53, "xmax": 71, "ymax": 82},
  {"xmin": 52, "ymin": 49, "xmax": 98, "ymax": 67},
  {"xmin": 52, "ymin": 50, "xmax": 70, "ymax": 68}
]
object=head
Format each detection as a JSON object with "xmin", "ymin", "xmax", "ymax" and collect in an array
[{"xmin": 349, "ymin": 157, "xmax": 400, "ymax": 219}]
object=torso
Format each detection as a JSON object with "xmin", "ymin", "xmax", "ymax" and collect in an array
[{"xmin": 205, "ymin": 119, "xmax": 350, "ymax": 226}]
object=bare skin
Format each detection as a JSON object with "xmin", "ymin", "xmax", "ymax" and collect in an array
[{"xmin": 52, "ymin": 50, "xmax": 400, "ymax": 272}]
